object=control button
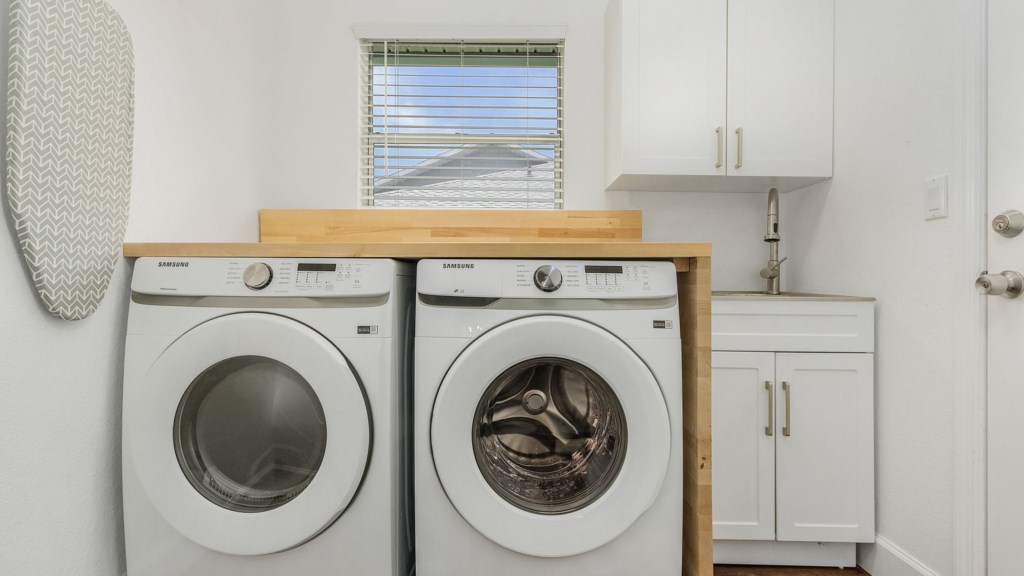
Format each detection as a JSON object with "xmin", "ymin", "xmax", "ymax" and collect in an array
[
  {"xmin": 243, "ymin": 262, "xmax": 273, "ymax": 290},
  {"xmin": 533, "ymin": 265, "xmax": 563, "ymax": 292}
]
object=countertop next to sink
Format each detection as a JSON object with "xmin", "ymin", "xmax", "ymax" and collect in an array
[{"xmin": 713, "ymin": 291, "xmax": 875, "ymax": 302}]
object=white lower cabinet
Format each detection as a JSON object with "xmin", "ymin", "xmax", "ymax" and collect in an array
[
  {"xmin": 774, "ymin": 353, "xmax": 874, "ymax": 544},
  {"xmin": 711, "ymin": 297, "xmax": 875, "ymax": 567},
  {"xmin": 711, "ymin": 352, "xmax": 776, "ymax": 542}
]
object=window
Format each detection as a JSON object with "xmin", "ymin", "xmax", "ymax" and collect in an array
[{"xmin": 360, "ymin": 40, "xmax": 564, "ymax": 208}]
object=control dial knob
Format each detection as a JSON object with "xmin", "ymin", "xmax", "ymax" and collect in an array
[
  {"xmin": 243, "ymin": 262, "xmax": 273, "ymax": 290},
  {"xmin": 533, "ymin": 265, "xmax": 563, "ymax": 292}
]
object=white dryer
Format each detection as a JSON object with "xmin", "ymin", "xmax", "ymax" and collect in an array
[
  {"xmin": 415, "ymin": 259, "xmax": 683, "ymax": 575},
  {"xmin": 122, "ymin": 257, "xmax": 413, "ymax": 576}
]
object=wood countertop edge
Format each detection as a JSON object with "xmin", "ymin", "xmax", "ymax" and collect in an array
[{"xmin": 122, "ymin": 242, "xmax": 713, "ymax": 259}]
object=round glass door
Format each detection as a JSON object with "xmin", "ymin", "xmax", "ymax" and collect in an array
[
  {"xmin": 174, "ymin": 356, "xmax": 327, "ymax": 513},
  {"xmin": 431, "ymin": 316, "xmax": 671, "ymax": 558},
  {"xmin": 129, "ymin": 313, "xmax": 371, "ymax": 556},
  {"xmin": 473, "ymin": 357, "xmax": 627, "ymax": 515}
]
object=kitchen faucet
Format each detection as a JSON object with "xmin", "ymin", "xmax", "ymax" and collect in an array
[{"xmin": 760, "ymin": 187, "xmax": 786, "ymax": 295}]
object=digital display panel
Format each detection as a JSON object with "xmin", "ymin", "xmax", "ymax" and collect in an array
[
  {"xmin": 297, "ymin": 263, "xmax": 337, "ymax": 272},
  {"xmin": 585, "ymin": 265, "xmax": 624, "ymax": 274}
]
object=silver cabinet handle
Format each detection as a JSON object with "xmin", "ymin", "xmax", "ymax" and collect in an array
[
  {"xmin": 716, "ymin": 127, "xmax": 724, "ymax": 169},
  {"xmin": 735, "ymin": 127, "xmax": 744, "ymax": 170},
  {"xmin": 765, "ymin": 381, "xmax": 774, "ymax": 436},
  {"xmin": 782, "ymin": 381, "xmax": 791, "ymax": 436}
]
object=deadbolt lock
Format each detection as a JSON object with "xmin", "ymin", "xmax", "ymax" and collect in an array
[{"xmin": 993, "ymin": 210, "xmax": 1024, "ymax": 238}]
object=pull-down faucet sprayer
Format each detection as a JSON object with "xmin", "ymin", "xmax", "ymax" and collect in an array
[{"xmin": 759, "ymin": 188, "xmax": 786, "ymax": 295}]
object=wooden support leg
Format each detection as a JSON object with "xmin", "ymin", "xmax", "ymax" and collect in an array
[{"xmin": 679, "ymin": 256, "xmax": 713, "ymax": 576}]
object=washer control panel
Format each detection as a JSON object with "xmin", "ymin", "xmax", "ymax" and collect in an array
[
  {"xmin": 419, "ymin": 260, "xmax": 677, "ymax": 299},
  {"xmin": 511, "ymin": 262, "xmax": 662, "ymax": 296},
  {"xmin": 132, "ymin": 258, "xmax": 395, "ymax": 297}
]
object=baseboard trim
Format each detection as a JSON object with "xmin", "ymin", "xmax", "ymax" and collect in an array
[
  {"xmin": 857, "ymin": 535, "xmax": 941, "ymax": 576},
  {"xmin": 714, "ymin": 541, "xmax": 855, "ymax": 567}
]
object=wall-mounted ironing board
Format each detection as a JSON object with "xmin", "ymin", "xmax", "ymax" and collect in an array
[{"xmin": 6, "ymin": 0, "xmax": 134, "ymax": 320}]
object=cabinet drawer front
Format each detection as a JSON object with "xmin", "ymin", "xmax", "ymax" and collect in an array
[{"xmin": 712, "ymin": 299, "xmax": 874, "ymax": 352}]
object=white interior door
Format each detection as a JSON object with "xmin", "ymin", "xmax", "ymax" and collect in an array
[{"xmin": 987, "ymin": 2, "xmax": 1024, "ymax": 572}]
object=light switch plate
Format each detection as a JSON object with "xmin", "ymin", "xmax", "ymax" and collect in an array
[{"xmin": 924, "ymin": 175, "xmax": 949, "ymax": 221}]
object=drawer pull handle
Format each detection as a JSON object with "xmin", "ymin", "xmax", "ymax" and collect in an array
[
  {"xmin": 716, "ymin": 127, "xmax": 724, "ymax": 169},
  {"xmin": 765, "ymin": 380, "xmax": 774, "ymax": 436},
  {"xmin": 735, "ymin": 127, "xmax": 744, "ymax": 170},
  {"xmin": 782, "ymin": 381, "xmax": 792, "ymax": 437}
]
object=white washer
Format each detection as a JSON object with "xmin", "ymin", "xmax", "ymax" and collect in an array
[
  {"xmin": 123, "ymin": 257, "xmax": 413, "ymax": 576},
  {"xmin": 415, "ymin": 259, "xmax": 683, "ymax": 575}
]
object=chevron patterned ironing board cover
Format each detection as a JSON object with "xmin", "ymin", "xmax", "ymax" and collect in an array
[{"xmin": 6, "ymin": 0, "xmax": 134, "ymax": 320}]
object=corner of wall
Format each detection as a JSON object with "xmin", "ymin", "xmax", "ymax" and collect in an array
[{"xmin": 858, "ymin": 535, "xmax": 942, "ymax": 576}]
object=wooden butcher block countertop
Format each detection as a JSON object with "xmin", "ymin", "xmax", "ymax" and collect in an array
[{"xmin": 122, "ymin": 240, "xmax": 710, "ymax": 264}]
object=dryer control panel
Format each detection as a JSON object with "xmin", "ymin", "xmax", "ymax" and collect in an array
[
  {"xmin": 417, "ymin": 260, "xmax": 678, "ymax": 300},
  {"xmin": 132, "ymin": 258, "xmax": 397, "ymax": 298}
]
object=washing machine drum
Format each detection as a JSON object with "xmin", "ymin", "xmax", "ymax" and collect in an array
[
  {"xmin": 129, "ymin": 313, "xmax": 371, "ymax": 556},
  {"xmin": 431, "ymin": 316, "xmax": 671, "ymax": 558}
]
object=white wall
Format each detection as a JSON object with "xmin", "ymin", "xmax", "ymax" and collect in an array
[
  {"xmin": 113, "ymin": 0, "xmax": 768, "ymax": 290},
  {"xmin": 112, "ymin": 1, "xmax": 280, "ymax": 242},
  {"xmin": 0, "ymin": 1, "xmax": 129, "ymax": 574},
  {"xmin": 786, "ymin": 1, "xmax": 957, "ymax": 574}
]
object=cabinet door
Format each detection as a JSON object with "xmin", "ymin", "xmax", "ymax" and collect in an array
[
  {"xmin": 711, "ymin": 351, "xmax": 776, "ymax": 541},
  {"xmin": 727, "ymin": 0, "xmax": 834, "ymax": 178},
  {"xmin": 775, "ymin": 353, "xmax": 874, "ymax": 543},
  {"xmin": 614, "ymin": 0, "xmax": 727, "ymax": 179}
]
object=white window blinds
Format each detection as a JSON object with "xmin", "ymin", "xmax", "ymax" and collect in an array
[{"xmin": 360, "ymin": 40, "xmax": 564, "ymax": 208}]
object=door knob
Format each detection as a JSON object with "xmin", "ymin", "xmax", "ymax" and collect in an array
[
  {"xmin": 976, "ymin": 270, "xmax": 1024, "ymax": 298},
  {"xmin": 993, "ymin": 210, "xmax": 1024, "ymax": 238}
]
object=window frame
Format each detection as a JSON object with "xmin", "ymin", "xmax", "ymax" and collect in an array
[{"xmin": 355, "ymin": 28, "xmax": 567, "ymax": 209}]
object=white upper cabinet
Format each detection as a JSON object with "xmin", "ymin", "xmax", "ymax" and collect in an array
[
  {"xmin": 605, "ymin": 0, "xmax": 728, "ymax": 182},
  {"xmin": 605, "ymin": 0, "xmax": 834, "ymax": 193},
  {"xmin": 727, "ymin": 0, "xmax": 834, "ymax": 178}
]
